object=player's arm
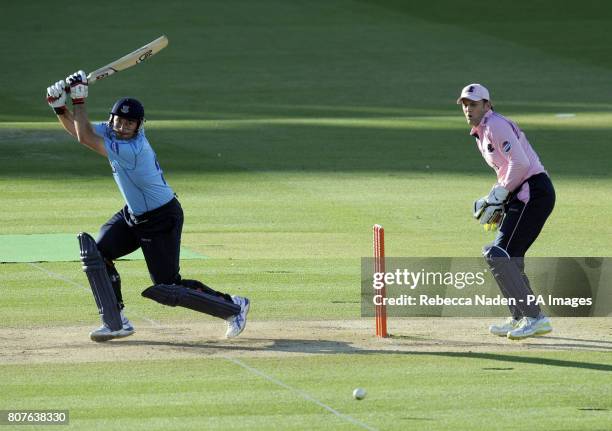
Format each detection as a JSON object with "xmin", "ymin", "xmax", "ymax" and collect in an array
[
  {"xmin": 65, "ymin": 71, "xmax": 107, "ymax": 157},
  {"xmin": 46, "ymin": 80, "xmax": 78, "ymax": 138},
  {"xmin": 57, "ymin": 109, "xmax": 78, "ymax": 138},
  {"xmin": 473, "ymin": 121, "xmax": 525, "ymax": 231}
]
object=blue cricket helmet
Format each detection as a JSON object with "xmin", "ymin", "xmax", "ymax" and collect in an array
[{"xmin": 110, "ymin": 97, "xmax": 145, "ymax": 122}]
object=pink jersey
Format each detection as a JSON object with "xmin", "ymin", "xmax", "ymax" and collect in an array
[{"xmin": 470, "ymin": 110, "xmax": 546, "ymax": 202}]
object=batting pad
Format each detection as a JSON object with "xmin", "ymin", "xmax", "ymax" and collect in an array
[{"xmin": 0, "ymin": 234, "xmax": 206, "ymax": 263}]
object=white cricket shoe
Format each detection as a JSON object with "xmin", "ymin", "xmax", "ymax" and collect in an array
[
  {"xmin": 89, "ymin": 311, "xmax": 135, "ymax": 342},
  {"xmin": 489, "ymin": 317, "xmax": 520, "ymax": 337},
  {"xmin": 507, "ymin": 315, "xmax": 552, "ymax": 340},
  {"xmin": 226, "ymin": 296, "xmax": 250, "ymax": 339}
]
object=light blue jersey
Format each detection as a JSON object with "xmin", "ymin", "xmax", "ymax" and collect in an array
[{"xmin": 94, "ymin": 122, "xmax": 175, "ymax": 216}]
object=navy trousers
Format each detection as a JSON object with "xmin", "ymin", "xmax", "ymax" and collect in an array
[
  {"xmin": 490, "ymin": 173, "xmax": 555, "ymax": 318},
  {"xmin": 96, "ymin": 198, "xmax": 183, "ymax": 306},
  {"xmin": 494, "ymin": 173, "xmax": 556, "ymax": 257},
  {"xmin": 95, "ymin": 197, "xmax": 233, "ymax": 311}
]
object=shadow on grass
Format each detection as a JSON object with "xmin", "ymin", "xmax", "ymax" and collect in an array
[
  {"xmin": 1, "ymin": 124, "xmax": 610, "ymax": 179},
  {"xmin": 540, "ymin": 335, "xmax": 612, "ymax": 346},
  {"xmin": 120, "ymin": 338, "xmax": 612, "ymax": 372}
]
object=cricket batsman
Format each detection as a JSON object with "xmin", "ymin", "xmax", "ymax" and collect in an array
[
  {"xmin": 46, "ymin": 71, "xmax": 250, "ymax": 342},
  {"xmin": 458, "ymin": 83, "xmax": 555, "ymax": 340}
]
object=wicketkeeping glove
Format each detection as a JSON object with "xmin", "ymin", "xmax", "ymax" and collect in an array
[
  {"xmin": 46, "ymin": 80, "xmax": 67, "ymax": 114},
  {"xmin": 66, "ymin": 70, "xmax": 88, "ymax": 104},
  {"xmin": 483, "ymin": 208, "xmax": 503, "ymax": 231},
  {"xmin": 473, "ymin": 185, "xmax": 509, "ymax": 227}
]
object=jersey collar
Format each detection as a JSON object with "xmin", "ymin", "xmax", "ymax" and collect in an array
[{"xmin": 469, "ymin": 109, "xmax": 494, "ymax": 138}]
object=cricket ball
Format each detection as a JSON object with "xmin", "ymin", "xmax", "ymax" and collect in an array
[{"xmin": 353, "ymin": 388, "xmax": 366, "ymax": 400}]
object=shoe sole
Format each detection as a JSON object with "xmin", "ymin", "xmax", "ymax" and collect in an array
[
  {"xmin": 90, "ymin": 329, "xmax": 135, "ymax": 343},
  {"xmin": 490, "ymin": 326, "xmax": 518, "ymax": 337},
  {"xmin": 491, "ymin": 331, "xmax": 511, "ymax": 337},
  {"xmin": 490, "ymin": 327, "xmax": 516, "ymax": 337},
  {"xmin": 507, "ymin": 326, "xmax": 552, "ymax": 340},
  {"xmin": 534, "ymin": 327, "xmax": 553, "ymax": 336}
]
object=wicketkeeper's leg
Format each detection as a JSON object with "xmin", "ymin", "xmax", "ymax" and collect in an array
[{"xmin": 483, "ymin": 245, "xmax": 541, "ymax": 318}]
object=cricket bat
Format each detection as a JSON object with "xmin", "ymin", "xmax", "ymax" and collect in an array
[
  {"xmin": 75, "ymin": 35, "xmax": 169, "ymax": 86},
  {"xmin": 88, "ymin": 35, "xmax": 168, "ymax": 84}
]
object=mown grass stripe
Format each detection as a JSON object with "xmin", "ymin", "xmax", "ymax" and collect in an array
[{"xmin": 225, "ymin": 357, "xmax": 378, "ymax": 431}]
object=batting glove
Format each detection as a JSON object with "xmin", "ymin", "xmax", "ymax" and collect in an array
[
  {"xmin": 66, "ymin": 70, "xmax": 88, "ymax": 104},
  {"xmin": 473, "ymin": 185, "xmax": 509, "ymax": 226},
  {"xmin": 46, "ymin": 80, "xmax": 67, "ymax": 115}
]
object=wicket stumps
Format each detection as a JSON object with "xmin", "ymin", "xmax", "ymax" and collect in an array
[{"xmin": 373, "ymin": 224, "xmax": 388, "ymax": 337}]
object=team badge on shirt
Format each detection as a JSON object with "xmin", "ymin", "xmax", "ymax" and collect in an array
[
  {"xmin": 502, "ymin": 141, "xmax": 512, "ymax": 153},
  {"xmin": 487, "ymin": 144, "xmax": 495, "ymax": 153}
]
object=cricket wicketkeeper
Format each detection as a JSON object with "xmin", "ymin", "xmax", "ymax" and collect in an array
[
  {"xmin": 458, "ymin": 83, "xmax": 555, "ymax": 340},
  {"xmin": 46, "ymin": 71, "xmax": 250, "ymax": 342}
]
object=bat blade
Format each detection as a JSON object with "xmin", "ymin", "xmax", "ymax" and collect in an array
[{"xmin": 87, "ymin": 35, "xmax": 169, "ymax": 84}]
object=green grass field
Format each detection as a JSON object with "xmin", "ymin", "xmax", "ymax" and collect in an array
[{"xmin": 1, "ymin": 1, "xmax": 611, "ymax": 430}]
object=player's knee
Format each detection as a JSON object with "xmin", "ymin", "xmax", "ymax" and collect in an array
[
  {"xmin": 95, "ymin": 240, "xmax": 111, "ymax": 260},
  {"xmin": 104, "ymin": 259, "xmax": 121, "ymax": 285},
  {"xmin": 483, "ymin": 245, "xmax": 510, "ymax": 264},
  {"xmin": 180, "ymin": 278, "xmax": 205, "ymax": 291},
  {"xmin": 150, "ymin": 273, "xmax": 181, "ymax": 286}
]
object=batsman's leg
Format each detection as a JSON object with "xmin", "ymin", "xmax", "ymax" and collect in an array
[
  {"xmin": 181, "ymin": 278, "xmax": 233, "ymax": 303},
  {"xmin": 180, "ymin": 279, "xmax": 250, "ymax": 338},
  {"xmin": 105, "ymin": 259, "xmax": 125, "ymax": 309},
  {"xmin": 142, "ymin": 284, "xmax": 240, "ymax": 318},
  {"xmin": 96, "ymin": 208, "xmax": 141, "ymax": 310},
  {"xmin": 78, "ymin": 232, "xmax": 123, "ymax": 336},
  {"xmin": 136, "ymin": 200, "xmax": 250, "ymax": 336}
]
